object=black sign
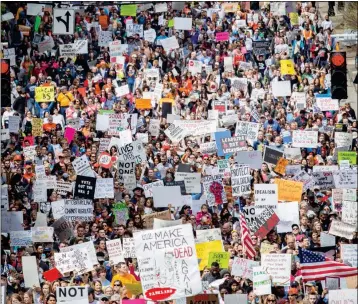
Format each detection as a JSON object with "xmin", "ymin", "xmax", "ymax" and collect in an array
[
  {"xmin": 162, "ymin": 102, "xmax": 172, "ymax": 119},
  {"xmin": 74, "ymin": 175, "xmax": 96, "ymax": 199},
  {"xmin": 165, "ymin": 180, "xmax": 186, "ymax": 195},
  {"xmin": 263, "ymin": 146, "xmax": 284, "ymax": 165},
  {"xmin": 252, "ymin": 40, "xmax": 272, "ymax": 56},
  {"xmin": 177, "ymin": 163, "xmax": 192, "ymax": 172}
]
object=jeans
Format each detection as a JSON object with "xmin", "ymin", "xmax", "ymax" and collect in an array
[{"xmin": 27, "ymin": 98, "xmax": 36, "ymax": 115}]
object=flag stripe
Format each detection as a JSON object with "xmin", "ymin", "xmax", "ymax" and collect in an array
[{"xmin": 239, "ymin": 211, "xmax": 255, "ymax": 259}]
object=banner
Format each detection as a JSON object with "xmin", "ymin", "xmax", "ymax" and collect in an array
[
  {"xmin": 231, "ymin": 165, "xmax": 251, "ymax": 196},
  {"xmin": 275, "ymin": 178, "xmax": 303, "ymax": 202},
  {"xmin": 134, "ymin": 225, "xmax": 202, "ymax": 301},
  {"xmin": 35, "ymin": 86, "xmax": 54, "ymax": 102},
  {"xmin": 261, "ymin": 254, "xmax": 291, "ymax": 286}
]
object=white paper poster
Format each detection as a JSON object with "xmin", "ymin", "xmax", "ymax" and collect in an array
[
  {"xmin": 22, "ymin": 256, "xmax": 40, "ymax": 287},
  {"xmin": 94, "ymin": 178, "xmax": 114, "ymax": 198},
  {"xmin": 106, "ymin": 239, "xmax": 125, "ymax": 264},
  {"xmin": 57, "ymin": 286, "xmax": 88, "ymax": 304},
  {"xmin": 231, "ymin": 258, "xmax": 259, "ymax": 280},
  {"xmin": 160, "ymin": 36, "xmax": 180, "ymax": 52},
  {"xmin": 133, "ymin": 225, "xmax": 202, "ymax": 301},
  {"xmin": 253, "ymin": 266, "xmax": 272, "ymax": 296},
  {"xmin": 173, "ymin": 17, "xmax": 193, "ymax": 30},
  {"xmin": 272, "ymin": 81, "xmax": 291, "ymax": 97},
  {"xmin": 329, "ymin": 290, "xmax": 357, "ymax": 304},
  {"xmin": 254, "ymin": 184, "xmax": 278, "ymax": 208},
  {"xmin": 292, "ymin": 130, "xmax": 318, "ymax": 148},
  {"xmin": 152, "ymin": 186, "xmax": 183, "ymax": 207},
  {"xmin": 261, "ymin": 254, "xmax": 291, "ymax": 286}
]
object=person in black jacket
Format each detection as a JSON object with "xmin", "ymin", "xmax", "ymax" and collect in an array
[{"xmin": 12, "ymin": 89, "xmax": 26, "ymax": 120}]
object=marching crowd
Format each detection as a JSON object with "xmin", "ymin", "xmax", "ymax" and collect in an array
[{"xmin": 0, "ymin": 1, "xmax": 357, "ymax": 304}]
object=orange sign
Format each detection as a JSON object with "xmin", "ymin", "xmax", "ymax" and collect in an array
[
  {"xmin": 274, "ymin": 157, "xmax": 289, "ymax": 175},
  {"xmin": 135, "ymin": 99, "xmax": 152, "ymax": 109}
]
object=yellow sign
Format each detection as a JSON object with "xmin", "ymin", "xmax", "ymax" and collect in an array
[
  {"xmin": 196, "ymin": 240, "xmax": 224, "ymax": 270},
  {"xmin": 289, "ymin": 13, "xmax": 299, "ymax": 26},
  {"xmin": 208, "ymin": 252, "xmax": 230, "ymax": 269},
  {"xmin": 260, "ymin": 242, "xmax": 275, "ymax": 254},
  {"xmin": 280, "ymin": 60, "xmax": 296, "ymax": 75},
  {"xmin": 274, "ymin": 157, "xmax": 289, "ymax": 175},
  {"xmin": 275, "ymin": 178, "xmax": 303, "ymax": 202},
  {"xmin": 35, "ymin": 86, "xmax": 55, "ymax": 102},
  {"xmin": 222, "ymin": 3, "xmax": 239, "ymax": 12},
  {"xmin": 32, "ymin": 118, "xmax": 43, "ymax": 137}
]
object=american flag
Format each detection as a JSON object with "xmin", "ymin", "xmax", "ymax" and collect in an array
[
  {"xmin": 299, "ymin": 248, "xmax": 358, "ymax": 282},
  {"xmin": 239, "ymin": 210, "xmax": 256, "ymax": 259}
]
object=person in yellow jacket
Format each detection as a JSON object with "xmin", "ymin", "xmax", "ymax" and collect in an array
[
  {"xmin": 110, "ymin": 262, "xmax": 137, "ymax": 298},
  {"xmin": 56, "ymin": 86, "xmax": 74, "ymax": 121}
]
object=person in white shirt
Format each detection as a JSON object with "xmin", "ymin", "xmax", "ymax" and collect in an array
[{"xmin": 321, "ymin": 15, "xmax": 333, "ymax": 31}]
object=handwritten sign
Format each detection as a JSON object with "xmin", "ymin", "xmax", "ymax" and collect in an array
[
  {"xmin": 261, "ymin": 254, "xmax": 291, "ymax": 286},
  {"xmin": 275, "ymin": 179, "xmax": 303, "ymax": 202},
  {"xmin": 35, "ymin": 86, "xmax": 54, "ymax": 102}
]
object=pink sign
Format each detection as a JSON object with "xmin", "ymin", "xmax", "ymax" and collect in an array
[
  {"xmin": 216, "ymin": 32, "xmax": 229, "ymax": 42},
  {"xmin": 64, "ymin": 127, "xmax": 76, "ymax": 144}
]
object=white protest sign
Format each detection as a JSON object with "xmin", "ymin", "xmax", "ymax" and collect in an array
[
  {"xmin": 316, "ymin": 98, "xmax": 339, "ymax": 111},
  {"xmin": 106, "ymin": 239, "xmax": 125, "ymax": 264},
  {"xmin": 63, "ymin": 199, "xmax": 93, "ymax": 222},
  {"xmin": 22, "ymin": 256, "xmax": 40, "ymax": 287},
  {"xmin": 1, "ymin": 12, "xmax": 14, "ymax": 21},
  {"xmin": 115, "ymin": 84, "xmax": 130, "ymax": 97},
  {"xmin": 292, "ymin": 130, "xmax": 318, "ymax": 148},
  {"xmin": 231, "ymin": 165, "xmax": 251, "ymax": 196},
  {"xmin": 261, "ymin": 254, "xmax": 291, "ymax": 286},
  {"xmin": 341, "ymin": 244, "xmax": 357, "ymax": 267},
  {"xmin": 160, "ymin": 36, "xmax": 180, "ymax": 52},
  {"xmin": 126, "ymin": 23, "xmax": 143, "ymax": 37},
  {"xmin": 335, "ymin": 133, "xmax": 352, "ymax": 148},
  {"xmin": 231, "ymin": 258, "xmax": 259, "ymax": 280},
  {"xmin": 272, "ymin": 81, "xmax": 291, "ymax": 97},
  {"xmin": 253, "ymin": 266, "xmax": 272, "ymax": 296},
  {"xmin": 56, "ymin": 181, "xmax": 73, "ymax": 196},
  {"xmin": 8, "ymin": 116, "xmax": 20, "ymax": 133},
  {"xmin": 55, "ymin": 248, "xmax": 93, "ymax": 275},
  {"xmin": 164, "ymin": 122, "xmax": 187, "ymax": 142},
  {"xmin": 329, "ymin": 220, "xmax": 356, "ymax": 240},
  {"xmin": 196, "ymin": 228, "xmax": 223, "ymax": 244},
  {"xmin": 144, "ymin": 29, "xmax": 156, "ymax": 42},
  {"xmin": 27, "ymin": 3, "xmax": 45, "ymax": 16},
  {"xmin": 155, "ymin": 3, "xmax": 167, "ymax": 13},
  {"xmin": 52, "ymin": 217, "xmax": 74, "ymax": 242},
  {"xmin": 33, "ymin": 179, "xmax": 48, "ymax": 202},
  {"xmin": 142, "ymin": 180, "xmax": 164, "ymax": 198},
  {"xmin": 276, "ymin": 202, "xmax": 299, "ymax": 233},
  {"xmin": 329, "ymin": 290, "xmax": 357, "ymax": 304},
  {"xmin": 343, "ymin": 189, "xmax": 357, "ymax": 202},
  {"xmin": 10, "ymin": 231, "xmax": 32, "ymax": 247},
  {"xmin": 72, "ymin": 155, "xmax": 94, "ymax": 177},
  {"xmin": 149, "ymin": 119, "xmax": 160, "ymax": 137},
  {"xmin": 23, "ymin": 145, "xmax": 37, "ymax": 160},
  {"xmin": 174, "ymin": 172, "xmax": 201, "ymax": 193},
  {"xmin": 153, "ymin": 218, "xmax": 183, "ymax": 229},
  {"xmin": 52, "ymin": 200, "xmax": 65, "ymax": 220},
  {"xmin": 109, "ymin": 41, "xmax": 128, "ymax": 56},
  {"xmin": 94, "ymin": 178, "xmax": 114, "ymax": 198},
  {"xmin": 57, "ymin": 286, "xmax": 88, "ymax": 304},
  {"xmin": 173, "ymin": 17, "xmax": 192, "ymax": 30},
  {"xmin": 153, "ymin": 186, "xmax": 183, "ymax": 207},
  {"xmin": 3, "ymin": 48, "xmax": 16, "ymax": 66},
  {"xmin": 254, "ymin": 184, "xmax": 278, "ymax": 208},
  {"xmin": 333, "ymin": 171, "xmax": 357, "ymax": 189},
  {"xmin": 134, "ymin": 225, "xmax": 202, "ymax": 301},
  {"xmin": 60, "ymin": 242, "xmax": 97, "ymax": 266},
  {"xmin": 1, "ymin": 211, "xmax": 23, "ymax": 233},
  {"xmin": 31, "ymin": 227, "xmax": 54, "ymax": 243},
  {"xmin": 235, "ymin": 121, "xmax": 260, "ymax": 144},
  {"xmin": 200, "ymin": 142, "xmax": 218, "ymax": 154},
  {"xmin": 342, "ymin": 201, "xmax": 357, "ymax": 226},
  {"xmin": 313, "ymin": 165, "xmax": 339, "ymax": 172},
  {"xmin": 98, "ymin": 31, "xmax": 113, "ymax": 47},
  {"xmin": 53, "ymin": 9, "xmax": 75, "ymax": 35}
]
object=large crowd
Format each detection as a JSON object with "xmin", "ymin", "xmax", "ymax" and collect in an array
[{"xmin": 0, "ymin": 2, "xmax": 357, "ymax": 304}]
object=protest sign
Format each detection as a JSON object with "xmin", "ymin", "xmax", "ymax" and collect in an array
[
  {"xmin": 52, "ymin": 200, "xmax": 65, "ymax": 220},
  {"xmin": 160, "ymin": 36, "xmax": 180, "ymax": 52},
  {"xmin": 246, "ymin": 207, "xmax": 280, "ymax": 238},
  {"xmin": 254, "ymin": 184, "xmax": 278, "ymax": 208},
  {"xmin": 320, "ymin": 232, "xmax": 336, "ymax": 247},
  {"xmin": 1, "ymin": 211, "xmax": 23, "ymax": 233},
  {"xmin": 335, "ymin": 133, "xmax": 352, "ymax": 148},
  {"xmin": 74, "ymin": 175, "xmax": 96, "ymax": 199},
  {"xmin": 142, "ymin": 180, "xmax": 164, "ymax": 198},
  {"xmin": 33, "ymin": 179, "xmax": 48, "ymax": 202},
  {"xmin": 55, "ymin": 181, "xmax": 73, "ymax": 196},
  {"xmin": 118, "ymin": 141, "xmax": 146, "ymax": 164},
  {"xmin": 275, "ymin": 178, "xmax": 303, "ymax": 202},
  {"xmin": 22, "ymin": 256, "xmax": 40, "ymax": 287},
  {"xmin": 207, "ymin": 252, "xmax": 230, "ymax": 269},
  {"xmin": 260, "ymin": 242, "xmax": 276, "ymax": 254},
  {"xmin": 98, "ymin": 31, "xmax": 113, "ymax": 47},
  {"xmin": 252, "ymin": 40, "xmax": 271, "ymax": 56},
  {"xmin": 263, "ymin": 146, "xmax": 284, "ymax": 165},
  {"xmin": 3, "ymin": 48, "xmax": 16, "ymax": 65},
  {"xmin": 274, "ymin": 157, "xmax": 289, "ymax": 175},
  {"xmin": 120, "ymin": 4, "xmax": 137, "ymax": 16},
  {"xmin": 316, "ymin": 98, "xmax": 339, "ymax": 111},
  {"xmin": 292, "ymin": 130, "xmax": 318, "ymax": 148},
  {"xmin": 236, "ymin": 151, "xmax": 263, "ymax": 170},
  {"xmin": 292, "ymin": 170, "xmax": 316, "ymax": 192},
  {"xmin": 1, "ymin": 12, "xmax": 14, "ymax": 21},
  {"xmin": 276, "ymin": 202, "xmax": 299, "ymax": 233},
  {"xmin": 342, "ymin": 189, "xmax": 357, "ymax": 202},
  {"xmin": 55, "ymin": 248, "xmax": 93, "ymax": 275},
  {"xmin": 342, "ymin": 201, "xmax": 357, "ymax": 226},
  {"xmin": 153, "ymin": 186, "xmax": 182, "ymax": 207},
  {"xmin": 285, "ymin": 165, "xmax": 301, "ymax": 176},
  {"xmin": 8, "ymin": 116, "xmax": 20, "ymax": 133},
  {"xmin": 333, "ymin": 171, "xmax": 357, "ymax": 189},
  {"xmin": 253, "ymin": 267, "xmax": 271, "ymax": 296},
  {"xmin": 216, "ymin": 32, "xmax": 229, "ymax": 41},
  {"xmin": 261, "ymin": 254, "xmax": 291, "ymax": 286},
  {"xmin": 106, "ymin": 239, "xmax": 125, "ymax": 264},
  {"xmin": 32, "ymin": 227, "xmax": 54, "ymax": 243},
  {"xmin": 202, "ymin": 175, "xmax": 227, "ymax": 206},
  {"xmin": 126, "ymin": 23, "xmax": 143, "ymax": 37},
  {"xmin": 52, "ymin": 217, "xmax": 74, "ymax": 242},
  {"xmin": 341, "ymin": 245, "xmax": 357, "ymax": 267},
  {"xmin": 109, "ymin": 41, "xmax": 128, "ymax": 57},
  {"xmin": 329, "ymin": 220, "xmax": 356, "ymax": 240},
  {"xmin": 280, "ymin": 59, "xmax": 296, "ymax": 75},
  {"xmin": 144, "ymin": 29, "xmax": 156, "ymax": 42},
  {"xmin": 220, "ymin": 136, "xmax": 247, "ymax": 154},
  {"xmin": 200, "ymin": 142, "xmax": 218, "ymax": 154},
  {"xmin": 312, "ymin": 171, "xmax": 335, "ymax": 189},
  {"xmin": 231, "ymin": 165, "xmax": 251, "ymax": 196},
  {"xmin": 338, "ymin": 152, "xmax": 357, "ymax": 165},
  {"xmin": 43, "ymin": 268, "xmax": 62, "ymax": 282},
  {"xmin": 174, "ymin": 172, "xmax": 201, "ymax": 194},
  {"xmin": 188, "ymin": 60, "xmax": 203, "ymax": 75},
  {"xmin": 57, "ymin": 286, "xmax": 88, "ymax": 304},
  {"xmin": 224, "ymin": 295, "xmax": 247, "ymax": 304},
  {"xmin": 72, "ymin": 155, "xmax": 93, "ymax": 177},
  {"xmin": 196, "ymin": 228, "xmax": 223, "ymax": 244},
  {"xmin": 125, "ymin": 283, "xmax": 144, "ymax": 297},
  {"xmin": 284, "ymin": 147, "xmax": 302, "ymax": 160},
  {"xmin": 94, "ymin": 178, "xmax": 114, "ymax": 199},
  {"xmin": 63, "ymin": 199, "xmax": 93, "ymax": 222},
  {"xmin": 122, "ymin": 237, "xmax": 136, "ymax": 258},
  {"xmin": 142, "ymin": 210, "xmax": 171, "ymax": 229},
  {"xmin": 60, "ymin": 242, "xmax": 97, "ymax": 271},
  {"xmin": 329, "ymin": 290, "xmax": 357, "ymax": 304},
  {"xmin": 23, "ymin": 145, "xmax": 37, "ymax": 160},
  {"xmin": 10, "ymin": 231, "xmax": 32, "ymax": 247},
  {"xmin": 153, "ymin": 218, "xmax": 182, "ymax": 229},
  {"xmin": 231, "ymin": 258, "xmax": 259, "ymax": 280},
  {"xmin": 134, "ymin": 225, "xmax": 201, "ymax": 301},
  {"xmin": 186, "ymin": 294, "xmax": 219, "ymax": 304},
  {"xmin": 174, "ymin": 17, "xmax": 192, "ymax": 30},
  {"xmin": 196, "ymin": 240, "xmax": 224, "ymax": 270},
  {"xmin": 272, "ymin": 81, "xmax": 291, "ymax": 97}
]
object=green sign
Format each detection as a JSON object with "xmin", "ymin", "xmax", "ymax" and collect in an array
[
  {"xmin": 338, "ymin": 151, "xmax": 357, "ymax": 165},
  {"xmin": 208, "ymin": 252, "xmax": 230, "ymax": 269},
  {"xmin": 120, "ymin": 5, "xmax": 137, "ymax": 17},
  {"xmin": 168, "ymin": 19, "xmax": 174, "ymax": 28},
  {"xmin": 98, "ymin": 109, "xmax": 114, "ymax": 115}
]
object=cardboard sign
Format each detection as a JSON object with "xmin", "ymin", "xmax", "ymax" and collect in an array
[
  {"xmin": 261, "ymin": 254, "xmax": 291, "ymax": 286},
  {"xmin": 275, "ymin": 178, "xmax": 303, "ymax": 202},
  {"xmin": 134, "ymin": 225, "xmax": 201, "ymax": 301},
  {"xmin": 74, "ymin": 175, "xmax": 96, "ymax": 199},
  {"xmin": 57, "ymin": 286, "xmax": 88, "ymax": 303},
  {"xmin": 263, "ymin": 146, "xmax": 284, "ymax": 165},
  {"xmin": 142, "ymin": 210, "xmax": 171, "ymax": 229},
  {"xmin": 246, "ymin": 207, "xmax": 280, "ymax": 238}
]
